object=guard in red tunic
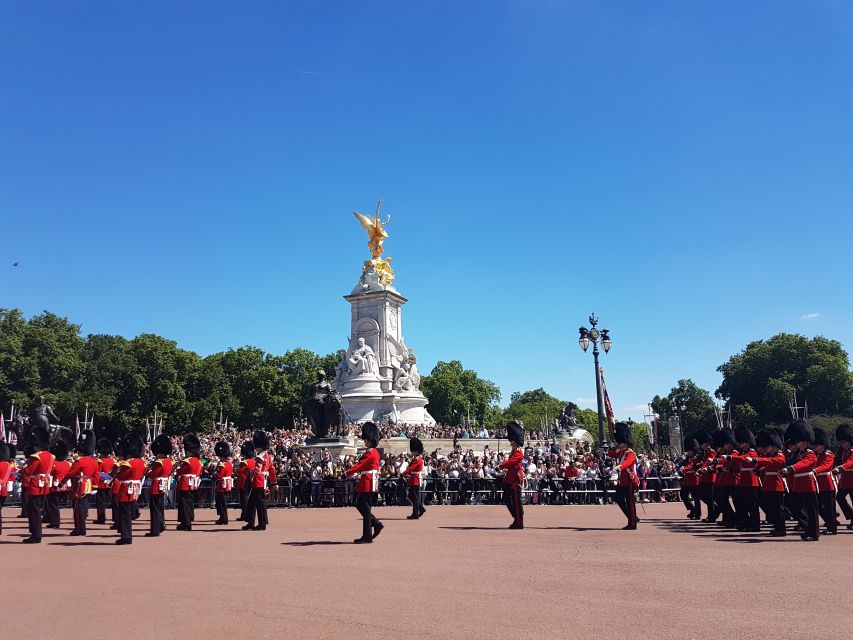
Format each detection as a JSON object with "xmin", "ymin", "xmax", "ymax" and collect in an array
[
  {"xmin": 812, "ymin": 428, "xmax": 838, "ymax": 535},
  {"xmin": 345, "ymin": 422, "xmax": 383, "ymax": 543},
  {"xmin": 235, "ymin": 440, "xmax": 256, "ymax": 522},
  {"xmin": 213, "ymin": 441, "xmax": 234, "ymax": 525},
  {"xmin": 109, "ymin": 439, "xmax": 125, "ymax": 530},
  {"xmin": 94, "ymin": 438, "xmax": 114, "ymax": 525},
  {"xmin": 176, "ymin": 434, "xmax": 203, "ymax": 531},
  {"xmin": 114, "ymin": 433, "xmax": 145, "ymax": 545},
  {"xmin": 695, "ymin": 431, "xmax": 717, "ymax": 522},
  {"xmin": 608, "ymin": 422, "xmax": 639, "ymax": 530},
  {"xmin": 834, "ymin": 424, "xmax": 853, "ymax": 530},
  {"xmin": 730, "ymin": 427, "xmax": 760, "ymax": 532},
  {"xmin": 145, "ymin": 434, "xmax": 173, "ymax": 537},
  {"xmin": 710, "ymin": 428, "xmax": 738, "ymax": 528},
  {"xmin": 499, "ymin": 422, "xmax": 525, "ymax": 530},
  {"xmin": 750, "ymin": 429, "xmax": 788, "ymax": 536},
  {"xmin": 0, "ymin": 443, "xmax": 15, "ymax": 534},
  {"xmin": 22, "ymin": 427, "xmax": 55, "ymax": 544},
  {"xmin": 66, "ymin": 431, "xmax": 99, "ymax": 536},
  {"xmin": 243, "ymin": 430, "xmax": 277, "ymax": 531},
  {"xmin": 780, "ymin": 419, "xmax": 819, "ymax": 542},
  {"xmin": 402, "ymin": 437, "xmax": 426, "ymax": 520},
  {"xmin": 46, "ymin": 440, "xmax": 71, "ymax": 529},
  {"xmin": 680, "ymin": 438, "xmax": 701, "ymax": 519}
]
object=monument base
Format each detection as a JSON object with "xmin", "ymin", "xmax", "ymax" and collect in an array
[
  {"xmin": 342, "ymin": 391, "xmax": 435, "ymax": 425},
  {"xmin": 300, "ymin": 436, "xmax": 359, "ymax": 461}
]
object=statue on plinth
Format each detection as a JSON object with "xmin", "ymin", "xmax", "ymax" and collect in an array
[
  {"xmin": 348, "ymin": 337, "xmax": 379, "ymax": 377},
  {"xmin": 354, "ymin": 199, "xmax": 395, "ymax": 287},
  {"xmin": 556, "ymin": 402, "xmax": 581, "ymax": 437},
  {"xmin": 304, "ymin": 370, "xmax": 344, "ymax": 439},
  {"xmin": 393, "ymin": 350, "xmax": 421, "ymax": 392}
]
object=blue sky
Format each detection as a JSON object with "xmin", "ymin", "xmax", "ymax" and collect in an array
[{"xmin": 2, "ymin": 2, "xmax": 852, "ymax": 419}]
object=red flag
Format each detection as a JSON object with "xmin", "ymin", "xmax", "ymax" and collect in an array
[{"xmin": 599, "ymin": 367, "xmax": 616, "ymax": 438}]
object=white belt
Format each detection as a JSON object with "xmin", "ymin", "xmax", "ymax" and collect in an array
[
  {"xmin": 219, "ymin": 476, "xmax": 233, "ymax": 489},
  {"xmin": 817, "ymin": 472, "xmax": 833, "ymax": 476},
  {"xmin": 793, "ymin": 472, "xmax": 815, "ymax": 477},
  {"xmin": 764, "ymin": 472, "xmax": 779, "ymax": 476},
  {"xmin": 156, "ymin": 477, "xmax": 170, "ymax": 492},
  {"xmin": 120, "ymin": 479, "xmax": 142, "ymax": 499},
  {"xmin": 740, "ymin": 468, "xmax": 755, "ymax": 472},
  {"xmin": 182, "ymin": 474, "xmax": 200, "ymax": 489}
]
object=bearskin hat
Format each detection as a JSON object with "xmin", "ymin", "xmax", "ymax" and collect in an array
[
  {"xmin": 506, "ymin": 421, "xmax": 524, "ymax": 446},
  {"xmin": 734, "ymin": 427, "xmax": 756, "ymax": 448},
  {"xmin": 252, "ymin": 430, "xmax": 270, "ymax": 450},
  {"xmin": 97, "ymin": 438, "xmax": 114, "ymax": 456},
  {"xmin": 123, "ymin": 433, "xmax": 145, "ymax": 458},
  {"xmin": 835, "ymin": 423, "xmax": 853, "ymax": 446},
  {"xmin": 360, "ymin": 422, "xmax": 380, "ymax": 446},
  {"xmin": 30, "ymin": 426, "xmax": 50, "ymax": 449},
  {"xmin": 113, "ymin": 438, "xmax": 125, "ymax": 458},
  {"xmin": 0, "ymin": 443, "xmax": 10, "ymax": 462},
  {"xmin": 756, "ymin": 430, "xmax": 779, "ymax": 449},
  {"xmin": 214, "ymin": 441, "xmax": 232, "ymax": 458},
  {"xmin": 614, "ymin": 422, "xmax": 634, "ymax": 447},
  {"xmin": 183, "ymin": 434, "xmax": 201, "ymax": 457},
  {"xmin": 49, "ymin": 439, "xmax": 69, "ymax": 462},
  {"xmin": 694, "ymin": 430, "xmax": 711, "ymax": 445},
  {"xmin": 712, "ymin": 428, "xmax": 736, "ymax": 448},
  {"xmin": 76, "ymin": 430, "xmax": 96, "ymax": 456},
  {"xmin": 785, "ymin": 419, "xmax": 814, "ymax": 445},
  {"xmin": 151, "ymin": 433, "xmax": 173, "ymax": 457},
  {"xmin": 240, "ymin": 440, "xmax": 255, "ymax": 458},
  {"xmin": 812, "ymin": 427, "xmax": 830, "ymax": 448},
  {"xmin": 409, "ymin": 437, "xmax": 424, "ymax": 454},
  {"xmin": 684, "ymin": 437, "xmax": 700, "ymax": 453}
]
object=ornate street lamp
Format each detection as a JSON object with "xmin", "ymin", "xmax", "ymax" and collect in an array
[{"xmin": 578, "ymin": 313, "xmax": 612, "ymax": 448}]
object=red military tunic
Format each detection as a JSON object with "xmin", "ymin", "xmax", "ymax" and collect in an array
[
  {"xmin": 97, "ymin": 457, "xmax": 114, "ymax": 489},
  {"xmin": 402, "ymin": 455, "xmax": 424, "ymax": 487},
  {"xmin": 216, "ymin": 461, "xmax": 234, "ymax": 493},
  {"xmin": 714, "ymin": 454, "xmax": 737, "ymax": 488},
  {"xmin": 24, "ymin": 450, "xmax": 56, "ymax": 497},
  {"xmin": 346, "ymin": 448, "xmax": 380, "ymax": 493},
  {"xmin": 732, "ymin": 449, "xmax": 760, "ymax": 488},
  {"xmin": 110, "ymin": 461, "xmax": 123, "ymax": 498},
  {"xmin": 836, "ymin": 449, "xmax": 853, "ymax": 490},
  {"xmin": 115, "ymin": 458, "xmax": 146, "ymax": 502},
  {"xmin": 787, "ymin": 449, "xmax": 818, "ymax": 493},
  {"xmin": 814, "ymin": 450, "xmax": 836, "ymax": 493},
  {"xmin": 754, "ymin": 453, "xmax": 787, "ymax": 493},
  {"xmin": 607, "ymin": 448, "xmax": 639, "ymax": 487},
  {"xmin": 699, "ymin": 448, "xmax": 717, "ymax": 484},
  {"xmin": 251, "ymin": 452, "xmax": 277, "ymax": 490},
  {"xmin": 498, "ymin": 449, "xmax": 525, "ymax": 486},
  {"xmin": 51, "ymin": 459, "xmax": 72, "ymax": 494},
  {"xmin": 681, "ymin": 457, "xmax": 699, "ymax": 488},
  {"xmin": 176, "ymin": 456, "xmax": 203, "ymax": 491},
  {"xmin": 236, "ymin": 457, "xmax": 256, "ymax": 490},
  {"xmin": 0, "ymin": 459, "xmax": 14, "ymax": 497},
  {"xmin": 65, "ymin": 455, "xmax": 99, "ymax": 498},
  {"xmin": 147, "ymin": 458, "xmax": 173, "ymax": 495}
]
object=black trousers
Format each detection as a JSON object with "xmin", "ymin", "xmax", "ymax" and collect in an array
[
  {"xmin": 502, "ymin": 482, "xmax": 523, "ymax": 527},
  {"xmin": 116, "ymin": 500, "xmax": 134, "ymax": 542},
  {"xmin": 699, "ymin": 483, "xmax": 716, "ymax": 520},
  {"xmin": 245, "ymin": 487, "xmax": 268, "ymax": 528},
  {"xmin": 790, "ymin": 492, "xmax": 819, "ymax": 539},
  {"xmin": 355, "ymin": 491, "xmax": 380, "ymax": 539},
  {"xmin": 715, "ymin": 486, "xmax": 736, "ymax": 526},
  {"xmin": 95, "ymin": 488, "xmax": 110, "ymax": 523},
  {"xmin": 149, "ymin": 493, "xmax": 165, "ymax": 535},
  {"xmin": 763, "ymin": 492, "xmax": 786, "ymax": 534},
  {"xmin": 19, "ymin": 492, "xmax": 28, "ymax": 518},
  {"xmin": 407, "ymin": 485, "xmax": 423, "ymax": 517},
  {"xmin": 817, "ymin": 490, "xmax": 838, "ymax": 533},
  {"xmin": 177, "ymin": 490, "xmax": 195, "ymax": 529},
  {"xmin": 734, "ymin": 486, "xmax": 760, "ymax": 530},
  {"xmin": 27, "ymin": 494, "xmax": 45, "ymax": 541},
  {"xmin": 836, "ymin": 488, "xmax": 853, "ymax": 522},
  {"xmin": 0, "ymin": 495, "xmax": 6, "ymax": 533},
  {"xmin": 688, "ymin": 486, "xmax": 702, "ymax": 518},
  {"xmin": 239, "ymin": 487, "xmax": 250, "ymax": 520},
  {"xmin": 614, "ymin": 486, "xmax": 637, "ymax": 528},
  {"xmin": 72, "ymin": 495, "xmax": 90, "ymax": 534},
  {"xmin": 47, "ymin": 492, "xmax": 62, "ymax": 527},
  {"xmin": 215, "ymin": 492, "xmax": 229, "ymax": 523},
  {"xmin": 680, "ymin": 486, "xmax": 695, "ymax": 514}
]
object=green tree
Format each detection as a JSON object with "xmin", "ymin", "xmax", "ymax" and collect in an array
[
  {"xmin": 651, "ymin": 379, "xmax": 716, "ymax": 443},
  {"xmin": 717, "ymin": 333, "xmax": 853, "ymax": 425},
  {"xmin": 503, "ymin": 388, "xmax": 565, "ymax": 432},
  {"xmin": 420, "ymin": 360, "xmax": 501, "ymax": 426}
]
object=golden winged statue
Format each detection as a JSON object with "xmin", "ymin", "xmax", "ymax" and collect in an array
[{"xmin": 353, "ymin": 199, "xmax": 391, "ymax": 259}]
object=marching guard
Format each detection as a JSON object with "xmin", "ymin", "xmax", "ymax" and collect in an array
[
  {"xmin": 780, "ymin": 419, "xmax": 819, "ymax": 542},
  {"xmin": 242, "ymin": 430, "xmax": 276, "ymax": 531},
  {"xmin": 680, "ymin": 438, "xmax": 701, "ymax": 519},
  {"xmin": 608, "ymin": 422, "xmax": 639, "ymax": 530},
  {"xmin": 236, "ymin": 440, "xmax": 255, "ymax": 522},
  {"xmin": 812, "ymin": 428, "xmax": 838, "ymax": 535},
  {"xmin": 176, "ymin": 434, "xmax": 203, "ymax": 531},
  {"xmin": 114, "ymin": 433, "xmax": 145, "ymax": 545},
  {"xmin": 498, "ymin": 421, "xmax": 525, "ymax": 530},
  {"xmin": 65, "ymin": 431, "xmax": 99, "ymax": 536},
  {"xmin": 22, "ymin": 427, "xmax": 55, "ymax": 544},
  {"xmin": 46, "ymin": 440, "xmax": 71, "ymax": 529},
  {"xmin": 402, "ymin": 437, "xmax": 426, "ymax": 520},
  {"xmin": 146, "ymin": 434, "xmax": 173, "ymax": 537},
  {"xmin": 750, "ymin": 429, "xmax": 787, "ymax": 536},
  {"xmin": 834, "ymin": 424, "xmax": 853, "ymax": 529},
  {"xmin": 345, "ymin": 422, "xmax": 383, "ymax": 543},
  {"xmin": 731, "ymin": 428, "xmax": 760, "ymax": 532},
  {"xmin": 214, "ymin": 441, "xmax": 234, "ymax": 525},
  {"xmin": 0, "ymin": 443, "xmax": 14, "ymax": 534},
  {"xmin": 94, "ymin": 438, "xmax": 114, "ymax": 525},
  {"xmin": 695, "ymin": 431, "xmax": 717, "ymax": 522}
]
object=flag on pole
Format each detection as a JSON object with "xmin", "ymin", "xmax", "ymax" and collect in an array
[
  {"xmin": 145, "ymin": 419, "xmax": 151, "ymax": 444},
  {"xmin": 599, "ymin": 367, "xmax": 616, "ymax": 438},
  {"xmin": 89, "ymin": 415, "xmax": 94, "ymax": 432},
  {"xmin": 75, "ymin": 415, "xmax": 81, "ymax": 441},
  {"xmin": 158, "ymin": 418, "xmax": 164, "ymax": 439},
  {"xmin": 0, "ymin": 413, "xmax": 5, "ymax": 443}
]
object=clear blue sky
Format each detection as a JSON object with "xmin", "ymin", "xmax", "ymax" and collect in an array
[{"xmin": 2, "ymin": 2, "xmax": 852, "ymax": 419}]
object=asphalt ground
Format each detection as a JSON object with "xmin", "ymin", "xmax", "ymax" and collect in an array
[{"xmin": 2, "ymin": 501, "xmax": 851, "ymax": 639}]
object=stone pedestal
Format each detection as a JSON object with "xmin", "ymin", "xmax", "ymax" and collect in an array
[
  {"xmin": 335, "ymin": 264, "xmax": 435, "ymax": 425},
  {"xmin": 300, "ymin": 436, "xmax": 359, "ymax": 461}
]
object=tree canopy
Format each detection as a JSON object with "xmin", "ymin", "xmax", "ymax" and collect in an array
[
  {"xmin": 651, "ymin": 378, "xmax": 717, "ymax": 442},
  {"xmin": 419, "ymin": 360, "xmax": 502, "ymax": 427}
]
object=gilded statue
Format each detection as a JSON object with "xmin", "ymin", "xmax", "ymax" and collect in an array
[{"xmin": 353, "ymin": 198, "xmax": 395, "ymax": 286}]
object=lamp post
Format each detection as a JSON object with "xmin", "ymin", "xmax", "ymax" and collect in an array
[{"xmin": 578, "ymin": 313, "xmax": 612, "ymax": 449}]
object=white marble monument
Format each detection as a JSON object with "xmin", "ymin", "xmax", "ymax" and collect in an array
[{"xmin": 336, "ymin": 201, "xmax": 435, "ymax": 425}]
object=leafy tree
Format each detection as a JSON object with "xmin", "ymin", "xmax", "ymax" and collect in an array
[
  {"xmin": 651, "ymin": 379, "xmax": 716, "ymax": 442},
  {"xmin": 503, "ymin": 388, "xmax": 565, "ymax": 433},
  {"xmin": 420, "ymin": 360, "xmax": 501, "ymax": 426},
  {"xmin": 717, "ymin": 333, "xmax": 853, "ymax": 425}
]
